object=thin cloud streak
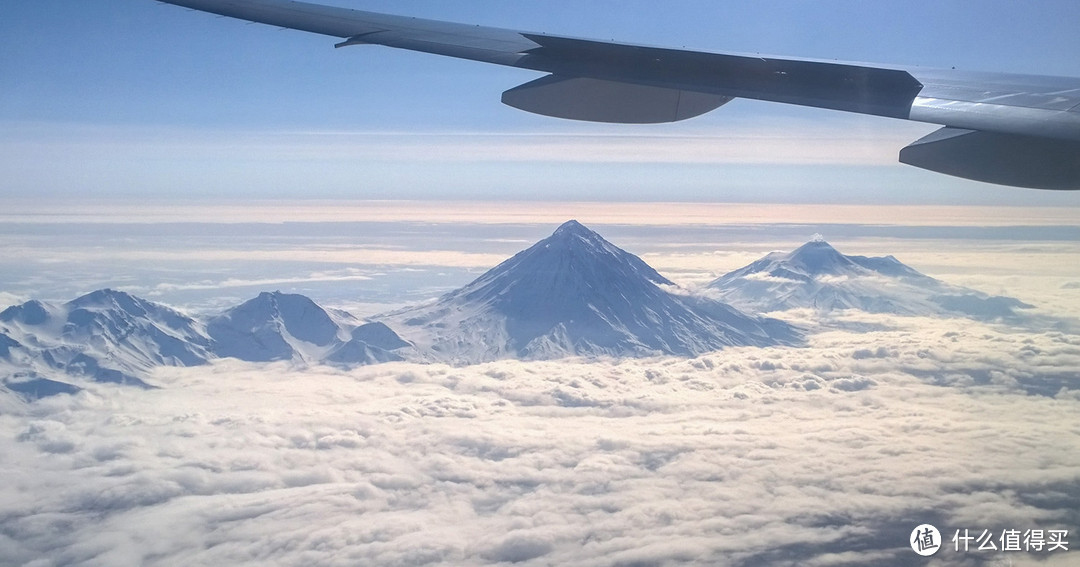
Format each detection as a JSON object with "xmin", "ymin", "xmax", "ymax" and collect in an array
[
  {"xmin": 0, "ymin": 246, "xmax": 507, "ymax": 270},
  {"xmin": 3, "ymin": 200, "xmax": 1078, "ymax": 227},
  {"xmin": 2, "ymin": 121, "xmax": 930, "ymax": 168}
]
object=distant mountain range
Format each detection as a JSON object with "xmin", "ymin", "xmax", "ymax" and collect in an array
[
  {"xmin": 0, "ymin": 290, "xmax": 413, "ymax": 400},
  {"xmin": 0, "ymin": 289, "xmax": 212, "ymax": 395},
  {"xmin": 1, "ymin": 223, "xmax": 1038, "ymax": 401},
  {"xmin": 707, "ymin": 238, "xmax": 1033, "ymax": 320}
]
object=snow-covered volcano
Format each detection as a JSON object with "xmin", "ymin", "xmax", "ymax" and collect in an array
[
  {"xmin": 206, "ymin": 291, "xmax": 412, "ymax": 364},
  {"xmin": 207, "ymin": 291, "xmax": 343, "ymax": 362},
  {"xmin": 380, "ymin": 221, "xmax": 798, "ymax": 363},
  {"xmin": 707, "ymin": 238, "xmax": 1032, "ymax": 319},
  {"xmin": 1, "ymin": 289, "xmax": 414, "ymax": 399},
  {"xmin": 0, "ymin": 289, "xmax": 212, "ymax": 390}
]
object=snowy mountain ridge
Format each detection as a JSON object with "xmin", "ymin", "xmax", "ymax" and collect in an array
[
  {"xmin": 707, "ymin": 239, "xmax": 1033, "ymax": 319},
  {"xmin": 0, "ymin": 288, "xmax": 213, "ymax": 393},
  {"xmin": 1, "ymin": 289, "xmax": 412, "ymax": 400}
]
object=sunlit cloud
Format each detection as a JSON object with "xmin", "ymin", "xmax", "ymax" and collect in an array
[
  {"xmin": 2, "ymin": 317, "xmax": 1078, "ymax": 566},
  {"xmin": 144, "ymin": 272, "xmax": 373, "ymax": 293},
  {"xmin": 1, "ymin": 205, "xmax": 1078, "ymax": 565}
]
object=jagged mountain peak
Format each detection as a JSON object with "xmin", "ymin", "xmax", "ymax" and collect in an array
[
  {"xmin": 62, "ymin": 289, "xmax": 200, "ymax": 337},
  {"xmin": 68, "ymin": 288, "xmax": 136, "ymax": 306},
  {"xmin": 229, "ymin": 291, "xmax": 325, "ymax": 317},
  {"xmin": 208, "ymin": 291, "xmax": 341, "ymax": 361},
  {"xmin": 67, "ymin": 289, "xmax": 157, "ymax": 319},
  {"xmin": 0, "ymin": 300, "xmax": 53, "ymax": 325},
  {"xmin": 248, "ymin": 290, "xmax": 299, "ymax": 307},
  {"xmin": 2, "ymin": 289, "xmax": 413, "ymax": 399},
  {"xmin": 0, "ymin": 289, "xmax": 212, "ymax": 394}
]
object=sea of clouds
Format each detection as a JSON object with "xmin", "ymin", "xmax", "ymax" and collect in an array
[
  {"xmin": 2, "ymin": 205, "xmax": 1079, "ymax": 565},
  {"xmin": 3, "ymin": 312, "xmax": 1078, "ymax": 566}
]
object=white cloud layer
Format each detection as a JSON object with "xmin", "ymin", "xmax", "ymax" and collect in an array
[{"xmin": 3, "ymin": 315, "xmax": 1079, "ymax": 566}]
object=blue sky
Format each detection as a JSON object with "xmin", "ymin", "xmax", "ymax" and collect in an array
[{"xmin": 3, "ymin": 0, "xmax": 1080, "ymax": 204}]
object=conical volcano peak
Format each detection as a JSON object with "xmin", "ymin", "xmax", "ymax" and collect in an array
[
  {"xmin": 551, "ymin": 219, "xmax": 598, "ymax": 239},
  {"xmin": 794, "ymin": 237, "xmax": 837, "ymax": 252},
  {"xmin": 784, "ymin": 238, "xmax": 855, "ymax": 274},
  {"xmin": 381, "ymin": 221, "xmax": 796, "ymax": 362},
  {"xmin": 544, "ymin": 220, "xmax": 620, "ymax": 259}
]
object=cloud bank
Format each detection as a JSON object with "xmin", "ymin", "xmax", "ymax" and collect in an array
[{"xmin": 2, "ymin": 315, "xmax": 1078, "ymax": 566}]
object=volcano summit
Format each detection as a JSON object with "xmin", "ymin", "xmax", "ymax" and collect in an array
[
  {"xmin": 707, "ymin": 238, "xmax": 1032, "ymax": 319},
  {"xmin": 380, "ymin": 221, "xmax": 799, "ymax": 363}
]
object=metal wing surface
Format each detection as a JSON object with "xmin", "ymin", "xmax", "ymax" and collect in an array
[{"xmin": 157, "ymin": 0, "xmax": 1080, "ymax": 189}]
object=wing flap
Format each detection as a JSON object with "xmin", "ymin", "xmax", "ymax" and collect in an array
[{"xmin": 502, "ymin": 75, "xmax": 732, "ymax": 124}]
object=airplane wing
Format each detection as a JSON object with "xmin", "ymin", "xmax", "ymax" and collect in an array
[{"xmin": 157, "ymin": 0, "xmax": 1080, "ymax": 190}]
